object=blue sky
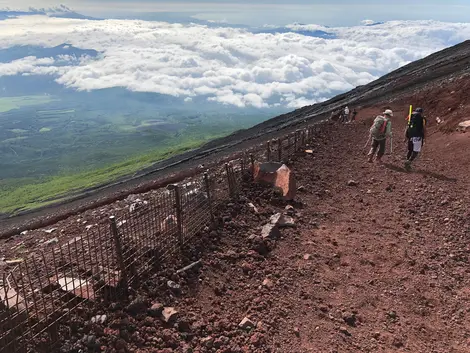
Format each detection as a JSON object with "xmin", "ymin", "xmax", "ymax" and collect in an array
[{"xmin": 2, "ymin": 0, "xmax": 470, "ymax": 26}]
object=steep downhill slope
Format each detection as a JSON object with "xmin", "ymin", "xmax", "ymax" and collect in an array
[{"xmin": 1, "ymin": 40, "xmax": 470, "ymax": 237}]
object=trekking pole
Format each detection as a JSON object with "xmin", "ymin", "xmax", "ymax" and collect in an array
[
  {"xmin": 362, "ymin": 134, "xmax": 371, "ymax": 154},
  {"xmin": 390, "ymin": 136, "xmax": 393, "ymax": 154}
]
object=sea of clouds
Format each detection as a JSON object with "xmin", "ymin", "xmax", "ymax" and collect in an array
[{"xmin": 0, "ymin": 15, "xmax": 470, "ymax": 108}]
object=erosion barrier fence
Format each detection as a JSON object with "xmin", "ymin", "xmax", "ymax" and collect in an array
[{"xmin": 0, "ymin": 123, "xmax": 323, "ymax": 352}]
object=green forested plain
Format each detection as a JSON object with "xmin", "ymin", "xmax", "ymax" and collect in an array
[{"xmin": 0, "ymin": 93, "xmax": 283, "ymax": 214}]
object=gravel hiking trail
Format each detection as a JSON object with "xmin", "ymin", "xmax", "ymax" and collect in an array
[
  {"xmin": 1, "ymin": 112, "xmax": 469, "ymax": 353},
  {"xmin": 48, "ymin": 114, "xmax": 469, "ymax": 353}
]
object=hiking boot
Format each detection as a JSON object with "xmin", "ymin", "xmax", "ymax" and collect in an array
[
  {"xmin": 404, "ymin": 160, "xmax": 412, "ymax": 171},
  {"xmin": 367, "ymin": 156, "xmax": 373, "ymax": 163}
]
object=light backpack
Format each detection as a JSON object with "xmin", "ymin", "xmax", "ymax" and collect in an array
[{"xmin": 370, "ymin": 115, "xmax": 389, "ymax": 139}]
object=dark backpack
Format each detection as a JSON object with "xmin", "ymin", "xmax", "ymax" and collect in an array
[{"xmin": 406, "ymin": 112, "xmax": 425, "ymax": 138}]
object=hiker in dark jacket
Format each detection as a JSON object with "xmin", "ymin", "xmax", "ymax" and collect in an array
[
  {"xmin": 351, "ymin": 109, "xmax": 357, "ymax": 122},
  {"xmin": 367, "ymin": 109, "xmax": 393, "ymax": 163},
  {"xmin": 405, "ymin": 108, "xmax": 426, "ymax": 170}
]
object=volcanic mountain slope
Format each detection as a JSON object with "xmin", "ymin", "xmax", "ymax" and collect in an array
[
  {"xmin": 1, "ymin": 40, "xmax": 470, "ymax": 353},
  {"xmin": 2, "ymin": 40, "xmax": 470, "ymax": 236},
  {"xmin": 3, "ymin": 115, "xmax": 469, "ymax": 353}
]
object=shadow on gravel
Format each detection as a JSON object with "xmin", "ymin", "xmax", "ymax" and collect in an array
[{"xmin": 383, "ymin": 163, "xmax": 458, "ymax": 182}]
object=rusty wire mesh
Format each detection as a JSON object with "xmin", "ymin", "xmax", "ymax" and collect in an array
[
  {"xmin": 0, "ymin": 122, "xmax": 325, "ymax": 352},
  {"xmin": 0, "ymin": 224, "xmax": 120, "ymax": 353}
]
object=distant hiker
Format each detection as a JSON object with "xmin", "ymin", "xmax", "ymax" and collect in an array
[
  {"xmin": 405, "ymin": 107, "xmax": 426, "ymax": 170},
  {"xmin": 351, "ymin": 108, "xmax": 357, "ymax": 122},
  {"xmin": 343, "ymin": 106, "xmax": 350, "ymax": 123},
  {"xmin": 367, "ymin": 109, "xmax": 393, "ymax": 163}
]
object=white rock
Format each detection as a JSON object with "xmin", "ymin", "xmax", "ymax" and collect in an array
[
  {"xmin": 44, "ymin": 228, "xmax": 57, "ymax": 234},
  {"xmin": 248, "ymin": 203, "xmax": 259, "ymax": 213},
  {"xmin": 43, "ymin": 238, "xmax": 59, "ymax": 246},
  {"xmin": 90, "ymin": 314, "xmax": 107, "ymax": 324},
  {"xmin": 161, "ymin": 307, "xmax": 178, "ymax": 323},
  {"xmin": 261, "ymin": 223, "xmax": 280, "ymax": 239},
  {"xmin": 270, "ymin": 213, "xmax": 295, "ymax": 227},
  {"xmin": 239, "ymin": 317, "xmax": 255, "ymax": 330}
]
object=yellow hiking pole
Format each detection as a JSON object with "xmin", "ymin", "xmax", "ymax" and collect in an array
[{"xmin": 404, "ymin": 104, "xmax": 412, "ymax": 141}]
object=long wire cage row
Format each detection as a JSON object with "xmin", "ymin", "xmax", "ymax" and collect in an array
[{"xmin": 0, "ymin": 122, "xmax": 325, "ymax": 352}]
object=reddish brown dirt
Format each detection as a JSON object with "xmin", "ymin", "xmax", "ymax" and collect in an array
[{"xmin": 32, "ymin": 115, "xmax": 469, "ymax": 353}]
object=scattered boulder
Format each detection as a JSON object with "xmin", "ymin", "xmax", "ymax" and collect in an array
[
  {"xmin": 253, "ymin": 162, "xmax": 296, "ymax": 200},
  {"xmin": 161, "ymin": 307, "xmax": 179, "ymax": 323},
  {"xmin": 270, "ymin": 213, "xmax": 295, "ymax": 227},
  {"xmin": 0, "ymin": 285, "xmax": 27, "ymax": 329},
  {"xmin": 239, "ymin": 317, "xmax": 255, "ymax": 330},
  {"xmin": 303, "ymin": 254, "xmax": 312, "ymax": 260},
  {"xmin": 82, "ymin": 335, "xmax": 97, "ymax": 348},
  {"xmin": 248, "ymin": 203, "xmax": 259, "ymax": 213},
  {"xmin": 280, "ymin": 215, "xmax": 295, "ymax": 227},
  {"xmin": 149, "ymin": 302, "xmax": 164, "ymax": 317},
  {"xmin": 126, "ymin": 296, "xmax": 149, "ymax": 315},
  {"xmin": 347, "ymin": 180, "xmax": 358, "ymax": 187},
  {"xmin": 200, "ymin": 336, "xmax": 214, "ymax": 349},
  {"xmin": 342, "ymin": 312, "xmax": 357, "ymax": 327},
  {"xmin": 167, "ymin": 280, "xmax": 181, "ymax": 294},
  {"xmin": 250, "ymin": 332, "xmax": 266, "ymax": 346},
  {"xmin": 458, "ymin": 120, "xmax": 470, "ymax": 132},
  {"xmin": 250, "ymin": 236, "xmax": 269, "ymax": 255},
  {"xmin": 43, "ymin": 237, "xmax": 59, "ymax": 247},
  {"xmin": 262, "ymin": 278, "xmax": 274, "ymax": 288},
  {"xmin": 53, "ymin": 276, "xmax": 95, "ymax": 300},
  {"xmin": 44, "ymin": 228, "xmax": 57, "ymax": 234},
  {"xmin": 339, "ymin": 326, "xmax": 352, "ymax": 336},
  {"xmin": 285, "ymin": 205, "xmax": 295, "ymax": 215},
  {"xmin": 274, "ymin": 164, "xmax": 297, "ymax": 200},
  {"xmin": 90, "ymin": 314, "xmax": 107, "ymax": 325},
  {"xmin": 261, "ymin": 223, "xmax": 280, "ymax": 239}
]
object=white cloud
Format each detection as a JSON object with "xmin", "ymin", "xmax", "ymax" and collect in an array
[
  {"xmin": 1, "ymin": 16, "xmax": 470, "ymax": 108},
  {"xmin": 361, "ymin": 19, "xmax": 376, "ymax": 25}
]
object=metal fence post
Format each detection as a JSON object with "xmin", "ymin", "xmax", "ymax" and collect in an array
[
  {"xmin": 109, "ymin": 216, "xmax": 128, "ymax": 290},
  {"xmin": 294, "ymin": 130, "xmax": 298, "ymax": 152},
  {"xmin": 267, "ymin": 140, "xmax": 271, "ymax": 161},
  {"xmin": 203, "ymin": 173, "xmax": 215, "ymax": 223},
  {"xmin": 277, "ymin": 138, "xmax": 282, "ymax": 162},
  {"xmin": 225, "ymin": 163, "xmax": 234, "ymax": 198},
  {"xmin": 168, "ymin": 184, "xmax": 184, "ymax": 248}
]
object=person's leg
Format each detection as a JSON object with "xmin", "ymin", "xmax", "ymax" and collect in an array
[
  {"xmin": 368, "ymin": 139, "xmax": 379, "ymax": 162},
  {"xmin": 376, "ymin": 139, "xmax": 386, "ymax": 163},
  {"xmin": 407, "ymin": 139, "xmax": 413, "ymax": 160},
  {"xmin": 405, "ymin": 138, "xmax": 422, "ymax": 169},
  {"xmin": 409, "ymin": 151, "xmax": 419, "ymax": 162}
]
